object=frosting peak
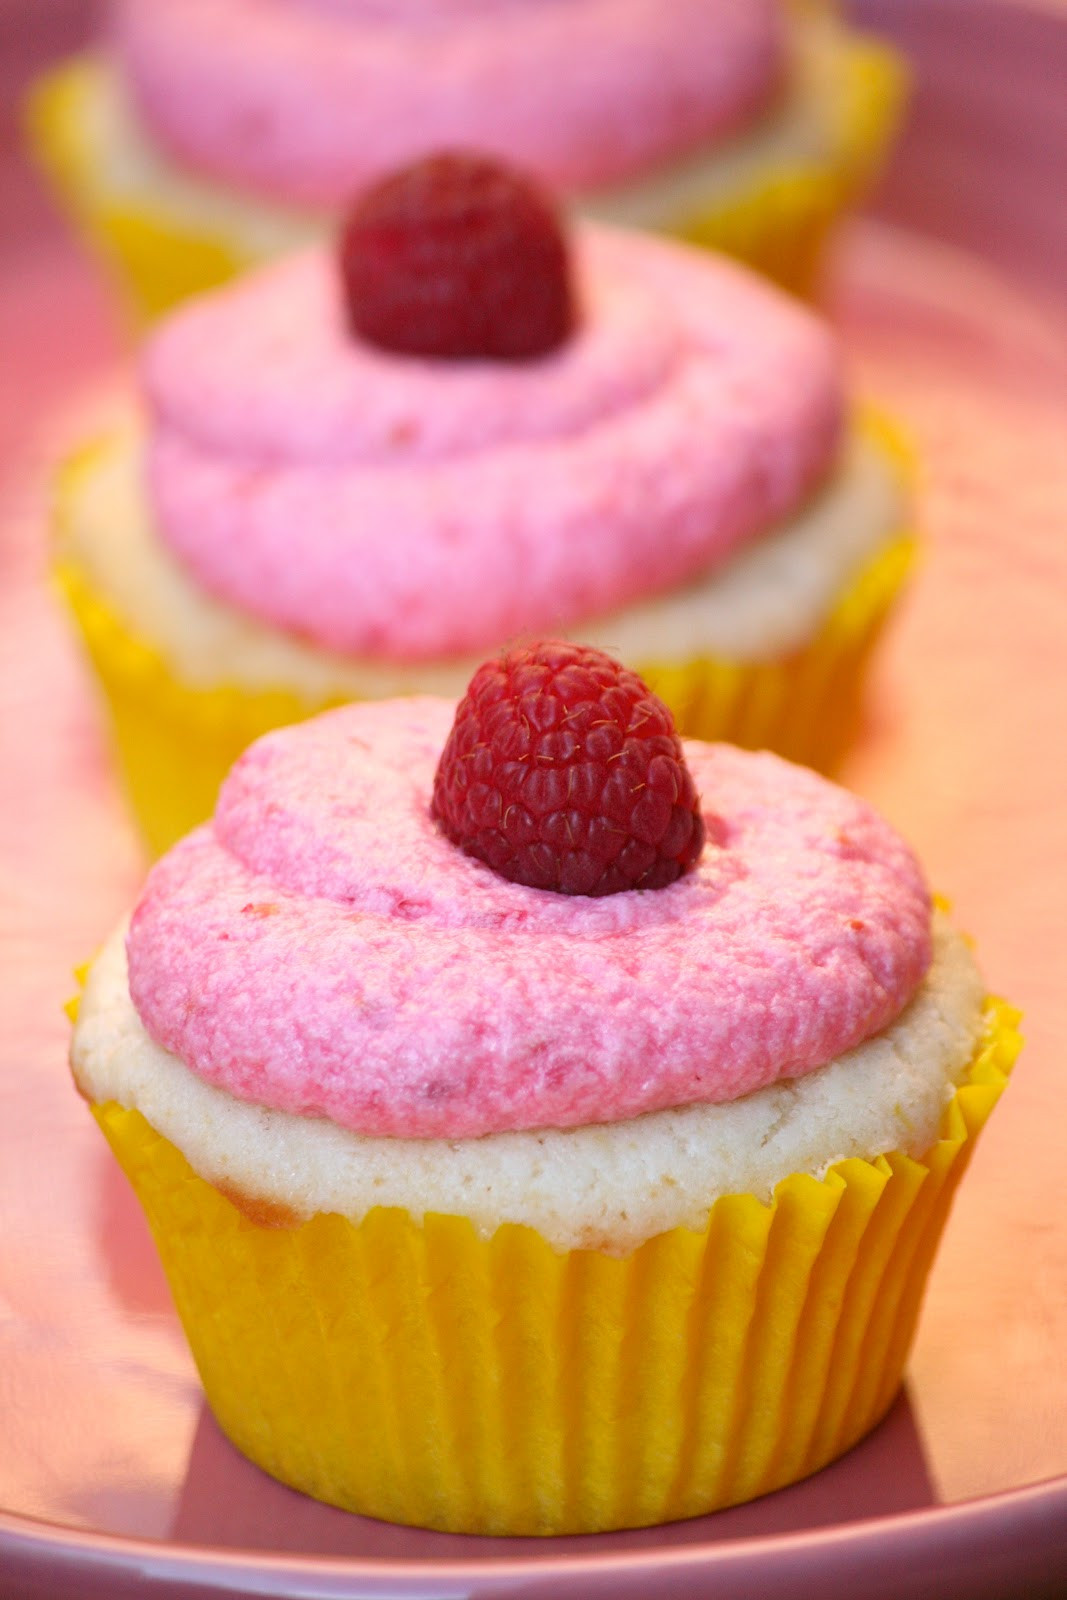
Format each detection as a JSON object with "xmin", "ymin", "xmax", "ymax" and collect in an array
[
  {"xmin": 142, "ymin": 226, "xmax": 844, "ymax": 661},
  {"xmin": 125, "ymin": 700, "xmax": 932, "ymax": 1140}
]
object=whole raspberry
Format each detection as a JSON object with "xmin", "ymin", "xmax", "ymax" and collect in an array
[
  {"xmin": 340, "ymin": 151, "xmax": 576, "ymax": 361},
  {"xmin": 432, "ymin": 641, "xmax": 706, "ymax": 896}
]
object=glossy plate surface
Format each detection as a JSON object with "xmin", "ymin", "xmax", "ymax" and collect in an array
[{"xmin": 2, "ymin": 2, "xmax": 1067, "ymax": 1595}]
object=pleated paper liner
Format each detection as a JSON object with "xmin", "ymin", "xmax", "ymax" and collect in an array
[
  {"xmin": 670, "ymin": 34, "xmax": 909, "ymax": 297},
  {"xmin": 24, "ymin": 58, "xmax": 266, "ymax": 324},
  {"xmin": 25, "ymin": 30, "xmax": 906, "ymax": 321},
  {"xmin": 86, "ymin": 995, "xmax": 1018, "ymax": 1536},
  {"xmin": 638, "ymin": 528, "xmax": 914, "ymax": 772},
  {"xmin": 52, "ymin": 422, "xmax": 916, "ymax": 857}
]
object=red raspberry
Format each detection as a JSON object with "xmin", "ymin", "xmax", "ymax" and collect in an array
[
  {"xmin": 340, "ymin": 151, "xmax": 576, "ymax": 361},
  {"xmin": 432, "ymin": 641, "xmax": 706, "ymax": 896}
]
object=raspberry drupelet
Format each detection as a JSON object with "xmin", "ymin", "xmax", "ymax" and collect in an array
[{"xmin": 432, "ymin": 640, "xmax": 706, "ymax": 896}]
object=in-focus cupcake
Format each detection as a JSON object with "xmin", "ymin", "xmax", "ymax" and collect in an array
[
  {"xmin": 54, "ymin": 152, "xmax": 916, "ymax": 856},
  {"xmin": 27, "ymin": 0, "xmax": 908, "ymax": 319},
  {"xmin": 70, "ymin": 642, "xmax": 1019, "ymax": 1536}
]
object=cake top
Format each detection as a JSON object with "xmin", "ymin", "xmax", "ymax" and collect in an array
[
  {"xmin": 126, "ymin": 685, "xmax": 932, "ymax": 1141},
  {"xmin": 113, "ymin": 0, "xmax": 784, "ymax": 206},
  {"xmin": 141, "ymin": 218, "xmax": 843, "ymax": 661}
]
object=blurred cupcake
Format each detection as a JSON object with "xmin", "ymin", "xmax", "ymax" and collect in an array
[
  {"xmin": 54, "ymin": 153, "xmax": 915, "ymax": 855},
  {"xmin": 27, "ymin": 0, "xmax": 908, "ymax": 318},
  {"xmin": 70, "ymin": 645, "xmax": 1019, "ymax": 1534}
]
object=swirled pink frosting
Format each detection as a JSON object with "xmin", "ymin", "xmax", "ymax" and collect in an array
[
  {"xmin": 113, "ymin": 0, "xmax": 784, "ymax": 205},
  {"xmin": 142, "ymin": 225, "xmax": 844, "ymax": 660},
  {"xmin": 125, "ymin": 699, "xmax": 932, "ymax": 1139}
]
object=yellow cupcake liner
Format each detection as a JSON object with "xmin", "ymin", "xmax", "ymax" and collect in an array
[
  {"xmin": 669, "ymin": 33, "xmax": 909, "ymax": 296},
  {"xmin": 53, "ymin": 415, "xmax": 916, "ymax": 857},
  {"xmin": 26, "ymin": 28, "xmax": 906, "ymax": 320},
  {"xmin": 86, "ymin": 996, "xmax": 1019, "ymax": 1535},
  {"xmin": 53, "ymin": 553, "xmax": 345, "ymax": 861},
  {"xmin": 25, "ymin": 59, "xmax": 260, "ymax": 324},
  {"xmin": 638, "ymin": 526, "xmax": 914, "ymax": 773}
]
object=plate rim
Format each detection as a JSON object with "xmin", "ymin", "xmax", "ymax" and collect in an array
[{"xmin": 3, "ymin": 1475, "xmax": 1067, "ymax": 1594}]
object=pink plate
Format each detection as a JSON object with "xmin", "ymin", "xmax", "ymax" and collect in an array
[{"xmin": 2, "ymin": 2, "xmax": 1067, "ymax": 1595}]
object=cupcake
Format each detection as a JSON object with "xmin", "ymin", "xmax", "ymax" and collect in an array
[
  {"xmin": 53, "ymin": 153, "xmax": 916, "ymax": 857},
  {"xmin": 27, "ymin": 0, "xmax": 908, "ymax": 319},
  {"xmin": 69, "ymin": 642, "xmax": 1019, "ymax": 1536}
]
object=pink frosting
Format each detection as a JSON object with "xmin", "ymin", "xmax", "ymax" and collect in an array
[
  {"xmin": 142, "ymin": 226, "xmax": 844, "ymax": 660},
  {"xmin": 125, "ymin": 699, "xmax": 933, "ymax": 1140},
  {"xmin": 112, "ymin": 0, "xmax": 784, "ymax": 205}
]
